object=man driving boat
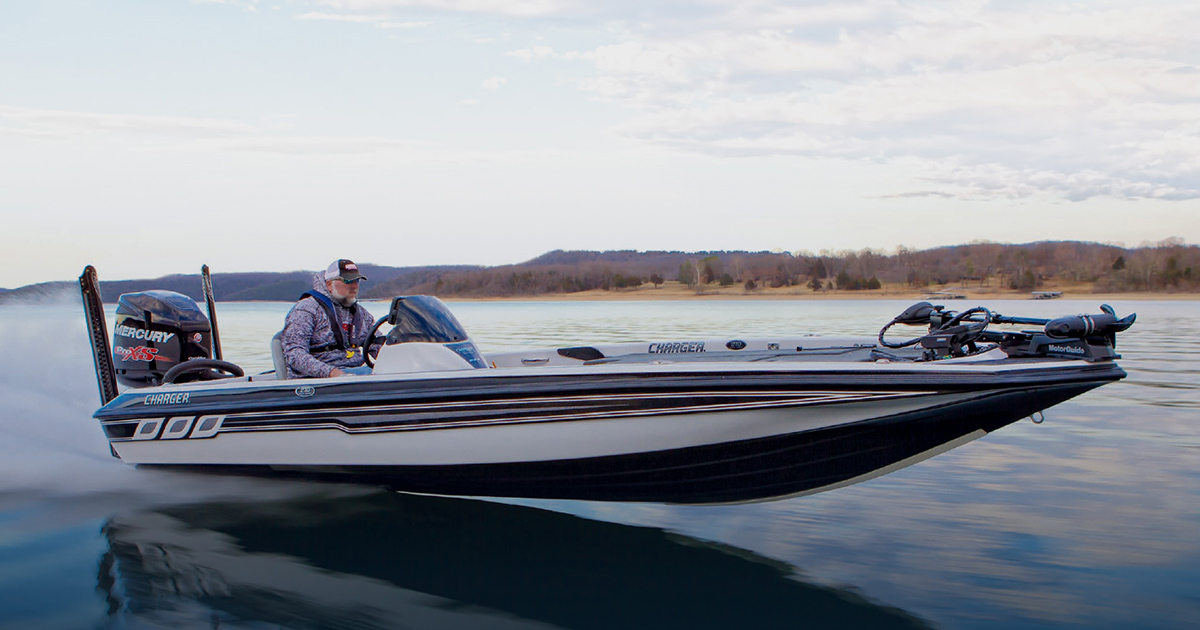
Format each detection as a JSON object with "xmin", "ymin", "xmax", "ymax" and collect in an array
[{"xmin": 281, "ymin": 259, "xmax": 379, "ymax": 378}]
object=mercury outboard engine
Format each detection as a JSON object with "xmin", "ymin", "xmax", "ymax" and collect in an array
[{"xmin": 112, "ymin": 291, "xmax": 213, "ymax": 387}]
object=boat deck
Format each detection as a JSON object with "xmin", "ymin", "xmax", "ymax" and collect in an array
[{"xmin": 582, "ymin": 346, "xmax": 927, "ymax": 365}]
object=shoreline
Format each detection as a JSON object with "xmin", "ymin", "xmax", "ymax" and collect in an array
[
  {"xmin": 1, "ymin": 283, "xmax": 1195, "ymax": 307},
  {"xmin": 436, "ymin": 282, "xmax": 1199, "ymax": 303}
]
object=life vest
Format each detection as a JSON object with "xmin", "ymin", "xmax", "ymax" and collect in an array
[{"xmin": 299, "ymin": 291, "xmax": 360, "ymax": 353}]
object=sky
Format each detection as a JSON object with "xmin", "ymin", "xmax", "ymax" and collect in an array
[{"xmin": 1, "ymin": 0, "xmax": 1198, "ymax": 287}]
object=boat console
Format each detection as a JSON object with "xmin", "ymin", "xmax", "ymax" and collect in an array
[{"xmin": 367, "ymin": 295, "xmax": 489, "ymax": 374}]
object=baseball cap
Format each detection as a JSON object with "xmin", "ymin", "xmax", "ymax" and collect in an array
[{"xmin": 324, "ymin": 259, "xmax": 367, "ymax": 283}]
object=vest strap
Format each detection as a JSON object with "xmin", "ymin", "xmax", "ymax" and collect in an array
[{"xmin": 300, "ymin": 291, "xmax": 358, "ymax": 352}]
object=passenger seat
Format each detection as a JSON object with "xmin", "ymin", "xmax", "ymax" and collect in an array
[{"xmin": 271, "ymin": 331, "xmax": 288, "ymax": 380}]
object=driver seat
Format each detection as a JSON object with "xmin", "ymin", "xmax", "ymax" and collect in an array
[{"xmin": 271, "ymin": 331, "xmax": 289, "ymax": 380}]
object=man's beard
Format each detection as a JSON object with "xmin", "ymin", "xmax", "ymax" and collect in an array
[{"xmin": 330, "ymin": 284, "xmax": 357, "ymax": 307}]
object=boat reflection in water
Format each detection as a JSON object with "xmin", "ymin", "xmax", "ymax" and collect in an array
[{"xmin": 99, "ymin": 490, "xmax": 931, "ymax": 630}]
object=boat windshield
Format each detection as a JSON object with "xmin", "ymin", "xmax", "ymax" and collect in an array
[{"xmin": 385, "ymin": 295, "xmax": 471, "ymax": 344}]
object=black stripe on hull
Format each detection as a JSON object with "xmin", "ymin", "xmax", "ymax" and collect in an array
[
  {"xmin": 103, "ymin": 390, "xmax": 932, "ymax": 440},
  {"xmin": 142, "ymin": 382, "xmax": 1100, "ymax": 504},
  {"xmin": 95, "ymin": 362, "xmax": 1126, "ymax": 423}
]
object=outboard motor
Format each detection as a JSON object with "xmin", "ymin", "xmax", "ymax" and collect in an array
[
  {"xmin": 112, "ymin": 291, "xmax": 213, "ymax": 387},
  {"xmin": 367, "ymin": 295, "xmax": 489, "ymax": 373}
]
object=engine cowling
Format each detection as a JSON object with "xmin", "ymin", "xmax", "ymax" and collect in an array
[{"xmin": 112, "ymin": 291, "xmax": 212, "ymax": 387}]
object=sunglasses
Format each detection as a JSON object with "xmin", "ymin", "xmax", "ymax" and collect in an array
[{"xmin": 336, "ymin": 277, "xmax": 364, "ymax": 284}]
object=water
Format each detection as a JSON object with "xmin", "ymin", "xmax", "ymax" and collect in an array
[{"xmin": 1, "ymin": 297, "xmax": 1197, "ymax": 629}]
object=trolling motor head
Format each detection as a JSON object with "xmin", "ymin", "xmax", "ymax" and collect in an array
[
  {"xmin": 1043, "ymin": 304, "xmax": 1136, "ymax": 347},
  {"xmin": 996, "ymin": 304, "xmax": 1136, "ymax": 361}
]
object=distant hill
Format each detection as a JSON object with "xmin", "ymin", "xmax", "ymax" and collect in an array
[
  {"xmin": 1, "ymin": 240, "xmax": 1195, "ymax": 304},
  {"xmin": 0, "ymin": 264, "xmax": 482, "ymax": 304},
  {"xmin": 0, "ymin": 281, "xmax": 79, "ymax": 305},
  {"xmin": 388, "ymin": 241, "xmax": 1198, "ymax": 297}
]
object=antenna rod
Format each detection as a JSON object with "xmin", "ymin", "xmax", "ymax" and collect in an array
[
  {"xmin": 79, "ymin": 266, "xmax": 119, "ymax": 405},
  {"xmin": 201, "ymin": 264, "xmax": 223, "ymax": 361}
]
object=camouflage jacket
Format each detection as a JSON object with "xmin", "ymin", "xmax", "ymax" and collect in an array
[{"xmin": 281, "ymin": 275, "xmax": 377, "ymax": 378}]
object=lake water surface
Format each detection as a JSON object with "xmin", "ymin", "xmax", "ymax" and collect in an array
[{"xmin": 1, "ymin": 298, "xmax": 1197, "ymax": 629}]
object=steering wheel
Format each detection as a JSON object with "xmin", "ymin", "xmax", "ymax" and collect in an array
[
  {"xmin": 163, "ymin": 358, "xmax": 244, "ymax": 384},
  {"xmin": 361, "ymin": 318, "xmax": 389, "ymax": 368}
]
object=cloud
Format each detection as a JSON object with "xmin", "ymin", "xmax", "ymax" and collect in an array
[
  {"xmin": 0, "ymin": 103, "xmax": 590, "ymax": 163},
  {"xmin": 314, "ymin": 0, "xmax": 573, "ymax": 18},
  {"xmin": 874, "ymin": 191, "xmax": 957, "ymax": 200},
  {"xmin": 378, "ymin": 20, "xmax": 430, "ymax": 28},
  {"xmin": 296, "ymin": 11, "xmax": 379, "ymax": 22},
  {"xmin": 0, "ymin": 104, "xmax": 441, "ymax": 156},
  {"xmin": 18, "ymin": 1, "xmax": 1199, "ymax": 204},
  {"xmin": 295, "ymin": 11, "xmax": 429, "ymax": 27},
  {"xmin": 506, "ymin": 45, "xmax": 556, "ymax": 61},
  {"xmin": 559, "ymin": 1, "xmax": 1200, "ymax": 202},
  {"xmin": 0, "ymin": 105, "xmax": 257, "ymax": 140},
  {"xmin": 505, "ymin": 46, "xmax": 580, "ymax": 64},
  {"xmin": 225, "ymin": 136, "xmax": 435, "ymax": 155}
]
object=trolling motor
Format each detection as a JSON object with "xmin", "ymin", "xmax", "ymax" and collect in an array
[
  {"xmin": 879, "ymin": 302, "xmax": 1136, "ymax": 361},
  {"xmin": 1042, "ymin": 305, "xmax": 1136, "ymax": 345},
  {"xmin": 999, "ymin": 305, "xmax": 1136, "ymax": 361}
]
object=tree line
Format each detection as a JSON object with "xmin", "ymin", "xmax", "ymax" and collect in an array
[
  {"xmin": 2, "ymin": 240, "xmax": 1195, "ymax": 304},
  {"xmin": 370, "ymin": 239, "xmax": 1200, "ymax": 298}
]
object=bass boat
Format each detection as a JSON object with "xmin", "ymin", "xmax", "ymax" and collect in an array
[{"xmin": 80, "ymin": 266, "xmax": 1135, "ymax": 504}]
